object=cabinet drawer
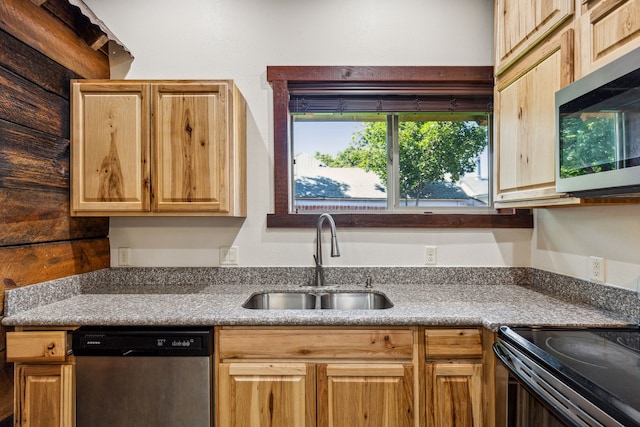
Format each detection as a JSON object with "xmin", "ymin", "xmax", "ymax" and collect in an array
[
  {"xmin": 6, "ymin": 331, "xmax": 68, "ymax": 362},
  {"xmin": 425, "ymin": 328, "xmax": 482, "ymax": 358},
  {"xmin": 218, "ymin": 327, "xmax": 414, "ymax": 360}
]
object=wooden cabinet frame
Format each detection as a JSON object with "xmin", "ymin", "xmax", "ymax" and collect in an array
[
  {"xmin": 216, "ymin": 326, "xmax": 417, "ymax": 427},
  {"xmin": 71, "ymin": 80, "xmax": 246, "ymax": 217}
]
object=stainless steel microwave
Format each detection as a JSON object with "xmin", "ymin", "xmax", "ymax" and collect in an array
[{"xmin": 556, "ymin": 46, "xmax": 640, "ymax": 197}]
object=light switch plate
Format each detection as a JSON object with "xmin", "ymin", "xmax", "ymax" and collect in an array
[
  {"xmin": 220, "ymin": 246, "xmax": 239, "ymax": 265},
  {"xmin": 118, "ymin": 247, "xmax": 131, "ymax": 266}
]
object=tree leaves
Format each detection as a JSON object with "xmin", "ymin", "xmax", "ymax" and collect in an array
[{"xmin": 315, "ymin": 119, "xmax": 487, "ymax": 204}]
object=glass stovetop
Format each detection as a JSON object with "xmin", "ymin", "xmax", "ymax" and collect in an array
[{"xmin": 504, "ymin": 326, "xmax": 640, "ymax": 422}]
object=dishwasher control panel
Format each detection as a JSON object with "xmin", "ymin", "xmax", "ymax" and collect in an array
[{"xmin": 72, "ymin": 326, "xmax": 213, "ymax": 356}]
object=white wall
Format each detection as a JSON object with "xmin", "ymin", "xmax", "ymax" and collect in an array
[
  {"xmin": 84, "ymin": 0, "xmax": 533, "ymax": 269},
  {"xmin": 533, "ymin": 206, "xmax": 640, "ymax": 292}
]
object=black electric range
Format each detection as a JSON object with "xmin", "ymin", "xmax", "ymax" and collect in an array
[{"xmin": 495, "ymin": 326, "xmax": 640, "ymax": 427}]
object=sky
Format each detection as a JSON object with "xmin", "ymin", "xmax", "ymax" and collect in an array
[{"xmin": 293, "ymin": 121, "xmax": 364, "ymax": 157}]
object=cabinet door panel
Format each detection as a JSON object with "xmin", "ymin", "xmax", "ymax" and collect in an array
[
  {"xmin": 153, "ymin": 83, "xmax": 230, "ymax": 213},
  {"xmin": 318, "ymin": 363, "xmax": 413, "ymax": 427},
  {"xmin": 218, "ymin": 362, "xmax": 316, "ymax": 427},
  {"xmin": 426, "ymin": 363, "xmax": 483, "ymax": 427},
  {"xmin": 71, "ymin": 82, "xmax": 150, "ymax": 213},
  {"xmin": 498, "ymin": 50, "xmax": 560, "ymax": 193},
  {"xmin": 15, "ymin": 364, "xmax": 74, "ymax": 427},
  {"xmin": 579, "ymin": 0, "xmax": 640, "ymax": 77},
  {"xmin": 496, "ymin": 0, "xmax": 574, "ymax": 72}
]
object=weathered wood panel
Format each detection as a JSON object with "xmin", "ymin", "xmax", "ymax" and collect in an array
[
  {"xmin": 0, "ymin": 188, "xmax": 108, "ymax": 247},
  {"xmin": 0, "ymin": 66, "xmax": 69, "ymax": 138},
  {"xmin": 0, "ymin": 0, "xmax": 109, "ymax": 79},
  {"xmin": 1, "ymin": 2, "xmax": 112, "ymax": 421},
  {"xmin": 0, "ymin": 119, "xmax": 69, "ymax": 192},
  {"xmin": 0, "ymin": 238, "xmax": 110, "ymax": 311},
  {"xmin": 0, "ymin": 29, "xmax": 78, "ymax": 99}
]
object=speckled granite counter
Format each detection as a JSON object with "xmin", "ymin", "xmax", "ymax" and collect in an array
[{"xmin": 3, "ymin": 267, "xmax": 638, "ymax": 331}]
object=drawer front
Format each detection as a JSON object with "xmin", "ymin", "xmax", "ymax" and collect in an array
[
  {"xmin": 6, "ymin": 331, "xmax": 68, "ymax": 362},
  {"xmin": 218, "ymin": 327, "xmax": 414, "ymax": 360},
  {"xmin": 425, "ymin": 328, "xmax": 483, "ymax": 358}
]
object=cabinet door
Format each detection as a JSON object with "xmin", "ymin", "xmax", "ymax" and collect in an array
[
  {"xmin": 578, "ymin": 0, "xmax": 640, "ymax": 78},
  {"xmin": 218, "ymin": 362, "xmax": 316, "ymax": 427},
  {"xmin": 71, "ymin": 82, "xmax": 151, "ymax": 214},
  {"xmin": 14, "ymin": 364, "xmax": 74, "ymax": 427},
  {"xmin": 495, "ymin": 0, "xmax": 574, "ymax": 73},
  {"xmin": 426, "ymin": 363, "xmax": 483, "ymax": 427},
  {"xmin": 153, "ymin": 82, "xmax": 231, "ymax": 213},
  {"xmin": 495, "ymin": 31, "xmax": 574, "ymax": 206},
  {"xmin": 318, "ymin": 363, "xmax": 414, "ymax": 427}
]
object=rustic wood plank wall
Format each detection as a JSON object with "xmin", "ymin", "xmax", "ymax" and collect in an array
[{"xmin": 0, "ymin": 0, "xmax": 114, "ymax": 421}]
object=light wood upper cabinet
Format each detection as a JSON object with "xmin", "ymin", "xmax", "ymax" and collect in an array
[
  {"xmin": 495, "ymin": 33, "xmax": 573, "ymax": 205},
  {"xmin": 71, "ymin": 82, "xmax": 150, "ymax": 213},
  {"xmin": 493, "ymin": 0, "xmax": 577, "ymax": 207},
  {"xmin": 577, "ymin": 0, "xmax": 640, "ymax": 78},
  {"xmin": 71, "ymin": 80, "xmax": 246, "ymax": 217},
  {"xmin": 493, "ymin": 0, "xmax": 640, "ymax": 207},
  {"xmin": 495, "ymin": 0, "xmax": 575, "ymax": 74}
]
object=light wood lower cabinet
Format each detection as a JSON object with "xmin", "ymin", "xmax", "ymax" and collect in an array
[
  {"xmin": 219, "ymin": 362, "xmax": 316, "ymax": 427},
  {"xmin": 424, "ymin": 328, "xmax": 490, "ymax": 427},
  {"xmin": 318, "ymin": 363, "xmax": 414, "ymax": 427},
  {"xmin": 216, "ymin": 327, "xmax": 416, "ymax": 427},
  {"xmin": 425, "ymin": 363, "xmax": 483, "ymax": 427},
  {"xmin": 14, "ymin": 364, "xmax": 74, "ymax": 427},
  {"xmin": 7, "ymin": 331, "xmax": 74, "ymax": 427}
]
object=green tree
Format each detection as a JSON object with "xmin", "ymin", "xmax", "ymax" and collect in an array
[
  {"xmin": 559, "ymin": 115, "xmax": 616, "ymax": 178},
  {"xmin": 319, "ymin": 120, "xmax": 487, "ymax": 205}
]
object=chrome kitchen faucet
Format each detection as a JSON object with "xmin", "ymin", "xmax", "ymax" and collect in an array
[{"xmin": 314, "ymin": 213, "xmax": 340, "ymax": 286}]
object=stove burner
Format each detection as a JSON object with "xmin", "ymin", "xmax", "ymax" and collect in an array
[{"xmin": 544, "ymin": 336, "xmax": 639, "ymax": 369}]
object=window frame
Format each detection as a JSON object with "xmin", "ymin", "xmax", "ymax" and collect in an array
[{"xmin": 266, "ymin": 66, "xmax": 533, "ymax": 228}]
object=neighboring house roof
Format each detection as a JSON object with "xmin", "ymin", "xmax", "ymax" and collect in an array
[
  {"xmin": 294, "ymin": 153, "xmax": 385, "ymax": 199},
  {"xmin": 294, "ymin": 153, "xmax": 487, "ymax": 202}
]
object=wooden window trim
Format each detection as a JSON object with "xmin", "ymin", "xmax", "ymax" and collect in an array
[{"xmin": 266, "ymin": 65, "xmax": 533, "ymax": 229}]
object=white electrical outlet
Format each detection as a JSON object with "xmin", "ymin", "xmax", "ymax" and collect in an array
[
  {"xmin": 589, "ymin": 256, "xmax": 605, "ymax": 283},
  {"xmin": 425, "ymin": 246, "xmax": 437, "ymax": 265},
  {"xmin": 118, "ymin": 247, "xmax": 131, "ymax": 266},
  {"xmin": 220, "ymin": 246, "xmax": 239, "ymax": 265}
]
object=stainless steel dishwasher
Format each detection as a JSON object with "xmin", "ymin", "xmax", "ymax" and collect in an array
[{"xmin": 72, "ymin": 326, "xmax": 213, "ymax": 427}]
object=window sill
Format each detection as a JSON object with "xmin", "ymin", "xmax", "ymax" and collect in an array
[{"xmin": 266, "ymin": 211, "xmax": 533, "ymax": 228}]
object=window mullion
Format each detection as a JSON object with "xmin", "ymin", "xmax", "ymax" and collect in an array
[{"xmin": 387, "ymin": 115, "xmax": 400, "ymax": 209}]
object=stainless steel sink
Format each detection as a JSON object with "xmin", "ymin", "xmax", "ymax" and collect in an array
[
  {"xmin": 320, "ymin": 292, "xmax": 393, "ymax": 310},
  {"xmin": 242, "ymin": 291, "xmax": 393, "ymax": 310},
  {"xmin": 241, "ymin": 292, "xmax": 317, "ymax": 310}
]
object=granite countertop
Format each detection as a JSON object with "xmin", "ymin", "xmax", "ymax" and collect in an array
[{"xmin": 2, "ymin": 268, "xmax": 636, "ymax": 331}]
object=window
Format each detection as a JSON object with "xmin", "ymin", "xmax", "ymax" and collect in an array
[
  {"xmin": 266, "ymin": 66, "xmax": 532, "ymax": 228},
  {"xmin": 292, "ymin": 113, "xmax": 490, "ymax": 213}
]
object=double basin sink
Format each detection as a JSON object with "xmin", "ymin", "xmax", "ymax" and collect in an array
[{"xmin": 243, "ymin": 290, "xmax": 393, "ymax": 310}]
